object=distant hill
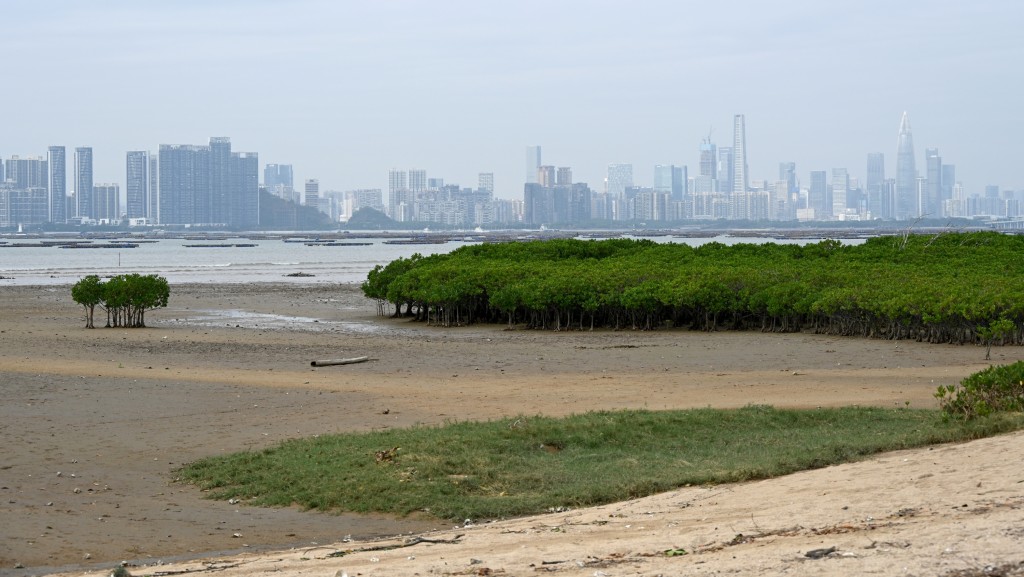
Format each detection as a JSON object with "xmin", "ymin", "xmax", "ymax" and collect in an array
[
  {"xmin": 259, "ymin": 190, "xmax": 336, "ymax": 230},
  {"xmin": 342, "ymin": 207, "xmax": 397, "ymax": 230}
]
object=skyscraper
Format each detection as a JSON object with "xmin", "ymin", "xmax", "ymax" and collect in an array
[
  {"xmin": 159, "ymin": 144, "xmax": 210, "ymax": 225},
  {"xmin": 525, "ymin": 146, "xmax": 541, "ymax": 184},
  {"xmin": 717, "ymin": 147, "xmax": 734, "ymax": 195},
  {"xmin": 75, "ymin": 147, "xmax": 94, "ymax": 219},
  {"xmin": 730, "ymin": 114, "xmax": 749, "ymax": 219},
  {"xmin": 408, "ymin": 169, "xmax": 427, "ymax": 192},
  {"xmin": 866, "ymin": 153, "xmax": 886, "ymax": 218},
  {"xmin": 895, "ymin": 112, "xmax": 916, "ymax": 219},
  {"xmin": 941, "ymin": 164, "xmax": 956, "ymax": 204},
  {"xmin": 5, "ymin": 156, "xmax": 47, "ymax": 190},
  {"xmin": 925, "ymin": 148, "xmax": 942, "ymax": 217},
  {"xmin": 779, "ymin": 162, "xmax": 797, "ymax": 195},
  {"xmin": 156, "ymin": 139, "xmax": 258, "ymax": 227},
  {"xmin": 126, "ymin": 151, "xmax": 149, "ymax": 219},
  {"xmin": 47, "ymin": 146, "xmax": 66, "ymax": 224},
  {"xmin": 654, "ymin": 165, "xmax": 686, "ymax": 202},
  {"xmin": 304, "ymin": 179, "xmax": 319, "ymax": 206},
  {"xmin": 94, "ymin": 183, "xmax": 120, "ymax": 221},
  {"xmin": 209, "ymin": 137, "xmax": 232, "ymax": 225},
  {"xmin": 231, "ymin": 152, "xmax": 260, "ymax": 228},
  {"xmin": 809, "ymin": 170, "xmax": 828, "ymax": 219},
  {"xmin": 699, "ymin": 139, "xmax": 717, "ymax": 178},
  {"xmin": 264, "ymin": 164, "xmax": 294, "ymax": 194},
  {"xmin": 556, "ymin": 167, "xmax": 572, "ymax": 186},
  {"xmin": 149, "ymin": 155, "xmax": 160, "ymax": 222},
  {"xmin": 831, "ymin": 168, "xmax": 849, "ymax": 218},
  {"xmin": 606, "ymin": 164, "xmax": 633, "ymax": 197},
  {"xmin": 538, "ymin": 165, "xmax": 556, "ymax": 187},
  {"xmin": 732, "ymin": 114, "xmax": 748, "ymax": 197},
  {"xmin": 478, "ymin": 173, "xmax": 494, "ymax": 194},
  {"xmin": 388, "ymin": 168, "xmax": 410, "ymax": 219}
]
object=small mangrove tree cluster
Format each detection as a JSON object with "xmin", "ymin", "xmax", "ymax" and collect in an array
[
  {"xmin": 361, "ymin": 232, "xmax": 1024, "ymax": 346},
  {"xmin": 71, "ymin": 273, "xmax": 170, "ymax": 328}
]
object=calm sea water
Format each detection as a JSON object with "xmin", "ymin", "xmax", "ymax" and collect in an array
[{"xmin": 0, "ymin": 234, "xmax": 864, "ymax": 286}]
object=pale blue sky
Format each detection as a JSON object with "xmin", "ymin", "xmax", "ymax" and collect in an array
[{"xmin": 3, "ymin": 0, "xmax": 1021, "ymax": 199}]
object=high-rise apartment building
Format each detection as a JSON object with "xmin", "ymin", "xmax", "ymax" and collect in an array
[
  {"xmin": 47, "ymin": 146, "xmax": 66, "ymax": 224},
  {"xmin": 94, "ymin": 183, "xmax": 120, "ymax": 221},
  {"xmin": 895, "ymin": 112, "xmax": 916, "ymax": 219},
  {"xmin": 159, "ymin": 144, "xmax": 209, "ymax": 225},
  {"xmin": 525, "ymin": 146, "xmax": 541, "ymax": 184},
  {"xmin": 157, "ymin": 138, "xmax": 257, "ymax": 227},
  {"xmin": 231, "ymin": 152, "xmax": 260, "ymax": 229},
  {"xmin": 556, "ymin": 167, "xmax": 572, "ymax": 186},
  {"xmin": 388, "ymin": 168, "xmax": 411, "ymax": 220},
  {"xmin": 126, "ymin": 151, "xmax": 149, "ymax": 219},
  {"xmin": 408, "ymin": 169, "xmax": 427, "ymax": 192},
  {"xmin": 538, "ymin": 166, "xmax": 556, "ymax": 187},
  {"xmin": 478, "ymin": 173, "xmax": 494, "ymax": 194},
  {"xmin": 149, "ymin": 155, "xmax": 160, "ymax": 222},
  {"xmin": 75, "ymin": 147, "xmax": 94, "ymax": 219},
  {"xmin": 210, "ymin": 137, "xmax": 232, "ymax": 226},
  {"xmin": 5, "ymin": 156, "xmax": 47, "ymax": 190},
  {"xmin": 606, "ymin": 164, "xmax": 633, "ymax": 197}
]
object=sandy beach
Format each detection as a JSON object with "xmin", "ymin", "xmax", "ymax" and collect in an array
[{"xmin": 2, "ymin": 282, "xmax": 1022, "ymax": 576}]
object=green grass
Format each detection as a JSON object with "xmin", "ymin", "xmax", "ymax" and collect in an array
[{"xmin": 176, "ymin": 406, "xmax": 1024, "ymax": 520}]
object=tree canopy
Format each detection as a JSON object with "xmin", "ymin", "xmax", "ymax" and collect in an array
[
  {"xmin": 71, "ymin": 273, "xmax": 170, "ymax": 328},
  {"xmin": 361, "ymin": 232, "xmax": 1024, "ymax": 347}
]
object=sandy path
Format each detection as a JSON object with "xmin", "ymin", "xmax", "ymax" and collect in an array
[{"xmin": 1, "ymin": 283, "xmax": 1021, "ymax": 576}]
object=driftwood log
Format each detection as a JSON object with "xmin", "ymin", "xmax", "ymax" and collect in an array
[{"xmin": 310, "ymin": 356, "xmax": 370, "ymax": 367}]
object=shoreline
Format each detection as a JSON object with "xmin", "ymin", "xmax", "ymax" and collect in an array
[{"xmin": 2, "ymin": 282, "xmax": 1022, "ymax": 576}]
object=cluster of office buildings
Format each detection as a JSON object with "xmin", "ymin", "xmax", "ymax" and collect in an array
[
  {"xmin": 1, "ymin": 138, "xmax": 259, "ymax": 229},
  {"xmin": 2, "ymin": 113, "xmax": 1019, "ymax": 230},
  {"xmin": 523, "ymin": 113, "xmax": 1020, "ymax": 227}
]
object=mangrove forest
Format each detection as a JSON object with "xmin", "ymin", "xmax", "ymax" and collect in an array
[{"xmin": 360, "ymin": 231, "xmax": 1024, "ymax": 346}]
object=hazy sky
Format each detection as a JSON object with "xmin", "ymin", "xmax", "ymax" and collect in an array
[{"xmin": 3, "ymin": 0, "xmax": 1021, "ymax": 199}]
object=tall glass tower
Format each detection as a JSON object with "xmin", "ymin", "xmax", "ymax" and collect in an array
[
  {"xmin": 75, "ymin": 147, "xmax": 94, "ymax": 219},
  {"xmin": 866, "ymin": 152, "xmax": 886, "ymax": 218},
  {"xmin": 895, "ymin": 112, "xmax": 916, "ymax": 220},
  {"xmin": 126, "ymin": 151, "xmax": 149, "ymax": 220},
  {"xmin": 47, "ymin": 146, "xmax": 66, "ymax": 224}
]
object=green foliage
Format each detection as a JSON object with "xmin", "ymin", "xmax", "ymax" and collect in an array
[
  {"xmin": 71, "ymin": 274, "xmax": 105, "ymax": 328},
  {"xmin": 937, "ymin": 361, "xmax": 1024, "ymax": 420},
  {"xmin": 177, "ymin": 406, "xmax": 1024, "ymax": 521},
  {"xmin": 359, "ymin": 232, "xmax": 1024, "ymax": 347},
  {"xmin": 71, "ymin": 273, "xmax": 170, "ymax": 328}
]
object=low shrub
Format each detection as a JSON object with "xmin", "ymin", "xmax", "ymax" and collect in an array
[{"xmin": 937, "ymin": 361, "xmax": 1024, "ymax": 420}]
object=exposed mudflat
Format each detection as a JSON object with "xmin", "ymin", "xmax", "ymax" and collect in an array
[{"xmin": 1, "ymin": 283, "xmax": 1021, "ymax": 577}]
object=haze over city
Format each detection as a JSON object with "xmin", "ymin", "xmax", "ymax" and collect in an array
[{"xmin": 3, "ymin": 0, "xmax": 1021, "ymax": 199}]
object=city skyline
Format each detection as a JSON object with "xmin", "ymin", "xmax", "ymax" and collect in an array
[
  {"xmin": 2, "ymin": 110, "xmax": 1021, "ymax": 228},
  {"xmin": 1, "ymin": 1, "xmax": 1021, "ymax": 199}
]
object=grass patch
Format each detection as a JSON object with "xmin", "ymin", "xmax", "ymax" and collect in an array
[{"xmin": 176, "ymin": 406, "xmax": 1024, "ymax": 520}]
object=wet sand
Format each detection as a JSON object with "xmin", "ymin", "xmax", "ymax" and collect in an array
[{"xmin": 1, "ymin": 283, "xmax": 1020, "ymax": 576}]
